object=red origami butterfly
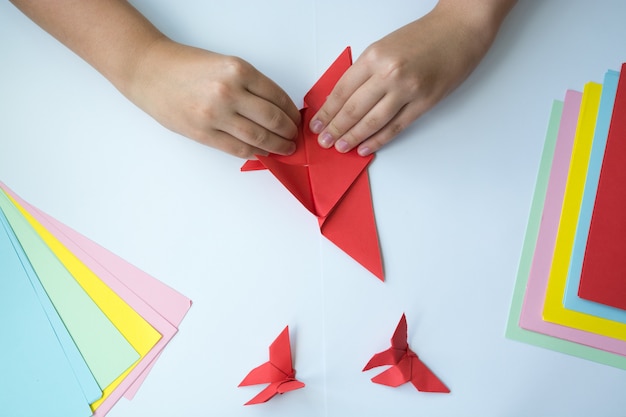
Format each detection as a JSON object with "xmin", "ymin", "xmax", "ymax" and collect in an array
[
  {"xmin": 239, "ymin": 326, "xmax": 305, "ymax": 405},
  {"xmin": 363, "ymin": 314, "xmax": 450, "ymax": 393}
]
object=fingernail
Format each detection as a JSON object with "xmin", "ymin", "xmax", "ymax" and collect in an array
[
  {"xmin": 319, "ymin": 132, "xmax": 334, "ymax": 148},
  {"xmin": 335, "ymin": 139, "xmax": 350, "ymax": 153},
  {"xmin": 358, "ymin": 146, "xmax": 372, "ymax": 157},
  {"xmin": 310, "ymin": 119, "xmax": 324, "ymax": 134},
  {"xmin": 286, "ymin": 142, "xmax": 296, "ymax": 155}
]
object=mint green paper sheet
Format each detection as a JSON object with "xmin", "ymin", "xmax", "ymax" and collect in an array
[
  {"xmin": 505, "ymin": 99, "xmax": 626, "ymax": 369},
  {"xmin": 0, "ymin": 190, "xmax": 139, "ymax": 388},
  {"xmin": 0, "ymin": 210, "xmax": 102, "ymax": 403},
  {"xmin": 0, "ymin": 211, "xmax": 93, "ymax": 417}
]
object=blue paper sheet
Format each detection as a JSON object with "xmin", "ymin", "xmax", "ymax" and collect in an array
[
  {"xmin": 0, "ymin": 212, "xmax": 93, "ymax": 417},
  {"xmin": 0, "ymin": 210, "xmax": 102, "ymax": 403}
]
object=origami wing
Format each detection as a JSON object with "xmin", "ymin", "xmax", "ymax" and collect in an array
[
  {"xmin": 363, "ymin": 313, "xmax": 410, "ymax": 370},
  {"xmin": 238, "ymin": 326, "xmax": 304, "ymax": 405},
  {"xmin": 363, "ymin": 314, "xmax": 450, "ymax": 393},
  {"xmin": 369, "ymin": 356, "xmax": 412, "ymax": 387},
  {"xmin": 241, "ymin": 47, "xmax": 384, "ymax": 280},
  {"xmin": 407, "ymin": 355, "xmax": 450, "ymax": 393}
]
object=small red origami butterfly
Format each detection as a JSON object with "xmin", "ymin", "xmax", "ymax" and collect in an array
[
  {"xmin": 239, "ymin": 326, "xmax": 305, "ymax": 405},
  {"xmin": 363, "ymin": 314, "xmax": 450, "ymax": 393}
]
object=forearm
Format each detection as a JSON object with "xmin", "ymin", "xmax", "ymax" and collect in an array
[
  {"xmin": 10, "ymin": 0, "xmax": 301, "ymax": 158},
  {"xmin": 413, "ymin": 0, "xmax": 517, "ymax": 87},
  {"xmin": 434, "ymin": 0, "xmax": 517, "ymax": 49},
  {"xmin": 10, "ymin": 0, "xmax": 166, "ymax": 96}
]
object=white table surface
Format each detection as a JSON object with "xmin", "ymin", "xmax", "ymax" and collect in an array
[{"xmin": 2, "ymin": 1, "xmax": 626, "ymax": 416}]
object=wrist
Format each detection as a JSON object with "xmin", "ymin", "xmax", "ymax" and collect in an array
[
  {"xmin": 120, "ymin": 35, "xmax": 175, "ymax": 107},
  {"xmin": 432, "ymin": 0, "xmax": 516, "ymax": 51}
]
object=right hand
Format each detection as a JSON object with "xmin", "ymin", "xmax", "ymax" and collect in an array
[{"xmin": 127, "ymin": 39, "xmax": 301, "ymax": 158}]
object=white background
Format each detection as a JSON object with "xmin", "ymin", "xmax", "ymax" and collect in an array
[{"xmin": 1, "ymin": 1, "xmax": 626, "ymax": 416}]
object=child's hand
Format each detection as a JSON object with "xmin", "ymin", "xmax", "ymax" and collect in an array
[
  {"xmin": 12, "ymin": 0, "xmax": 513, "ymax": 159},
  {"xmin": 309, "ymin": 0, "xmax": 514, "ymax": 156},
  {"xmin": 128, "ymin": 40, "xmax": 301, "ymax": 159}
]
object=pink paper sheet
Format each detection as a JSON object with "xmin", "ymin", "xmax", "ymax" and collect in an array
[
  {"xmin": 0, "ymin": 183, "xmax": 192, "ymax": 415},
  {"xmin": 519, "ymin": 90, "xmax": 626, "ymax": 355}
]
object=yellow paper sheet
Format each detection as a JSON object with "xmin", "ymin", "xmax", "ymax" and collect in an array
[
  {"xmin": 7, "ymin": 194, "xmax": 162, "ymax": 409},
  {"xmin": 542, "ymin": 81, "xmax": 626, "ymax": 340}
]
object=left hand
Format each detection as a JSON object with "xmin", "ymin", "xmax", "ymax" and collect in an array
[{"xmin": 309, "ymin": 2, "xmax": 507, "ymax": 156}]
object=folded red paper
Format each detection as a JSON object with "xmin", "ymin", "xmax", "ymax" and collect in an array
[
  {"xmin": 241, "ymin": 47, "xmax": 384, "ymax": 281},
  {"xmin": 238, "ymin": 326, "xmax": 304, "ymax": 405},
  {"xmin": 363, "ymin": 314, "xmax": 450, "ymax": 393}
]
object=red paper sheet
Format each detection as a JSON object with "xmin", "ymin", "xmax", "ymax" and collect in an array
[
  {"xmin": 242, "ymin": 47, "xmax": 384, "ymax": 280},
  {"xmin": 578, "ymin": 64, "xmax": 626, "ymax": 311}
]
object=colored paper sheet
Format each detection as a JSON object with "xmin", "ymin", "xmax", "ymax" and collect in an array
[
  {"xmin": 0, "ymin": 190, "xmax": 140, "ymax": 388},
  {"xmin": 505, "ymin": 95, "xmax": 626, "ymax": 369},
  {"xmin": 242, "ymin": 47, "xmax": 384, "ymax": 280},
  {"xmin": 0, "ymin": 184, "xmax": 188, "ymax": 415},
  {"xmin": 0, "ymin": 214, "xmax": 93, "ymax": 417},
  {"xmin": 0, "ymin": 211, "xmax": 102, "ymax": 404},
  {"xmin": 579, "ymin": 63, "xmax": 626, "ymax": 311},
  {"xmin": 39, "ymin": 210, "xmax": 193, "ymax": 403},
  {"xmin": 542, "ymin": 82, "xmax": 626, "ymax": 341},
  {"xmin": 563, "ymin": 70, "xmax": 626, "ymax": 323},
  {"xmin": 0, "ymin": 183, "xmax": 190, "ymax": 416},
  {"xmin": 2, "ymin": 190, "xmax": 164, "ymax": 410},
  {"xmin": 0, "ymin": 183, "xmax": 193, "ymax": 410}
]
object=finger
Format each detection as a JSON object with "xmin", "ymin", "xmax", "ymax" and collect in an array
[
  {"xmin": 326, "ymin": 89, "xmax": 408, "ymax": 153},
  {"xmin": 220, "ymin": 113, "xmax": 297, "ymax": 156},
  {"xmin": 355, "ymin": 101, "xmax": 427, "ymax": 156},
  {"xmin": 196, "ymin": 129, "xmax": 268, "ymax": 159},
  {"xmin": 245, "ymin": 73, "xmax": 301, "ymax": 125},
  {"xmin": 236, "ymin": 93, "xmax": 299, "ymax": 141},
  {"xmin": 309, "ymin": 63, "xmax": 371, "ymax": 135},
  {"xmin": 317, "ymin": 79, "xmax": 387, "ymax": 149}
]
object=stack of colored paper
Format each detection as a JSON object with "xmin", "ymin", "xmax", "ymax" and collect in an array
[
  {"xmin": 0, "ymin": 182, "xmax": 192, "ymax": 417},
  {"xmin": 506, "ymin": 64, "xmax": 626, "ymax": 369}
]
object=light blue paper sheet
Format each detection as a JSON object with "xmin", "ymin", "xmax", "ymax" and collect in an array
[
  {"xmin": 0, "ymin": 210, "xmax": 102, "ymax": 403},
  {"xmin": 0, "ymin": 212, "xmax": 93, "ymax": 417}
]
